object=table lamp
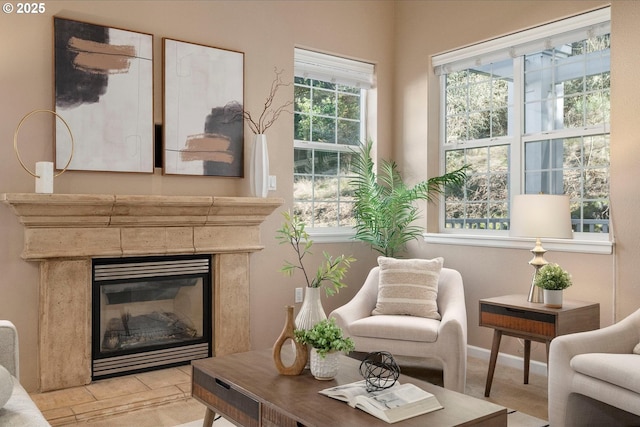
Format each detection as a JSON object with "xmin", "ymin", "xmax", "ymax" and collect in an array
[{"xmin": 510, "ymin": 194, "xmax": 573, "ymax": 303}]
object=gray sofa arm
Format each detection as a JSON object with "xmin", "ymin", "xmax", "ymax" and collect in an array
[
  {"xmin": 0, "ymin": 320, "xmax": 51, "ymax": 426},
  {"xmin": 0, "ymin": 320, "xmax": 19, "ymax": 378}
]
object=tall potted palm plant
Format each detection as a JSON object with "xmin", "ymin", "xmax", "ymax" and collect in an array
[{"xmin": 351, "ymin": 139, "xmax": 467, "ymax": 257}]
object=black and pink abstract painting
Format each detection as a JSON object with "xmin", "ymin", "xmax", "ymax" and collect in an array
[
  {"xmin": 163, "ymin": 38, "xmax": 244, "ymax": 177},
  {"xmin": 54, "ymin": 17, "xmax": 153, "ymax": 173}
]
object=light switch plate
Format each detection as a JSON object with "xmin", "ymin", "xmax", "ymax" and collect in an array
[{"xmin": 268, "ymin": 175, "xmax": 277, "ymax": 190}]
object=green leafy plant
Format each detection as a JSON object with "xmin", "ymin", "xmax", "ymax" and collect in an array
[
  {"xmin": 294, "ymin": 318, "xmax": 355, "ymax": 358},
  {"xmin": 276, "ymin": 210, "xmax": 356, "ymax": 296},
  {"xmin": 534, "ymin": 263, "xmax": 573, "ymax": 290},
  {"xmin": 351, "ymin": 139, "xmax": 468, "ymax": 257}
]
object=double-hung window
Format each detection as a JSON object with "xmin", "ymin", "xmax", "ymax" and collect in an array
[
  {"xmin": 433, "ymin": 7, "xmax": 611, "ymax": 247},
  {"xmin": 293, "ymin": 48, "xmax": 375, "ymax": 236}
]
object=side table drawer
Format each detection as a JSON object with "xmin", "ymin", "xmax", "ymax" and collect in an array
[
  {"xmin": 480, "ymin": 303, "xmax": 556, "ymax": 337},
  {"xmin": 192, "ymin": 368, "xmax": 260, "ymax": 427}
]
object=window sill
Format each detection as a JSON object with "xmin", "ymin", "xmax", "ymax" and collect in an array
[
  {"xmin": 423, "ymin": 232, "xmax": 613, "ymax": 255},
  {"xmin": 306, "ymin": 228, "xmax": 356, "ymax": 243}
]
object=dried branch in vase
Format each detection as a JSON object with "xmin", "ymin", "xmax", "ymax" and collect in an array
[{"xmin": 243, "ymin": 67, "xmax": 293, "ymax": 134}]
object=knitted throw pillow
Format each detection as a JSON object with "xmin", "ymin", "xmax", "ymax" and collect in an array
[{"xmin": 372, "ymin": 256, "xmax": 443, "ymax": 319}]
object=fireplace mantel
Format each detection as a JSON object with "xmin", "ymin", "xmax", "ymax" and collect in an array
[
  {"xmin": 1, "ymin": 193, "xmax": 283, "ymax": 260},
  {"xmin": 1, "ymin": 193, "xmax": 283, "ymax": 391}
]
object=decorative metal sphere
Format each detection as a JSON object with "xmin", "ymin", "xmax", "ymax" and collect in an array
[{"xmin": 358, "ymin": 351, "xmax": 400, "ymax": 392}]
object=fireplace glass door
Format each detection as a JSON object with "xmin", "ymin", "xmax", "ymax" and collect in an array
[{"xmin": 92, "ymin": 255, "xmax": 211, "ymax": 379}]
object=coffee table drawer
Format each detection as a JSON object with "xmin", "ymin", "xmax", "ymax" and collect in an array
[
  {"xmin": 262, "ymin": 405, "xmax": 304, "ymax": 427},
  {"xmin": 480, "ymin": 303, "xmax": 556, "ymax": 337},
  {"xmin": 192, "ymin": 368, "xmax": 259, "ymax": 427}
]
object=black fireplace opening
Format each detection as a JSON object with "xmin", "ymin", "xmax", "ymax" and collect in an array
[{"xmin": 92, "ymin": 254, "xmax": 212, "ymax": 380}]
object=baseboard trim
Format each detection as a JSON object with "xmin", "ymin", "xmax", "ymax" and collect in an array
[{"xmin": 468, "ymin": 345, "xmax": 548, "ymax": 378}]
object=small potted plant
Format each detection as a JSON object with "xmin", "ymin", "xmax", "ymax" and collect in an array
[
  {"xmin": 534, "ymin": 263, "xmax": 572, "ymax": 308},
  {"xmin": 294, "ymin": 318, "xmax": 355, "ymax": 380},
  {"xmin": 276, "ymin": 211, "xmax": 355, "ymax": 330}
]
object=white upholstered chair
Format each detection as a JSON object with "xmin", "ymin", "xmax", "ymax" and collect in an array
[
  {"xmin": 329, "ymin": 266, "xmax": 467, "ymax": 393},
  {"xmin": 548, "ymin": 308, "xmax": 640, "ymax": 426}
]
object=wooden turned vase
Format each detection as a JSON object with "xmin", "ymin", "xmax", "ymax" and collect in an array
[{"xmin": 272, "ymin": 305, "xmax": 308, "ymax": 375}]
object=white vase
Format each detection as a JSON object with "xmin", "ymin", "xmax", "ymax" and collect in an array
[
  {"xmin": 543, "ymin": 289, "xmax": 563, "ymax": 308},
  {"xmin": 295, "ymin": 287, "xmax": 327, "ymax": 331},
  {"xmin": 310, "ymin": 348, "xmax": 340, "ymax": 380},
  {"xmin": 251, "ymin": 134, "xmax": 269, "ymax": 197},
  {"xmin": 295, "ymin": 287, "xmax": 327, "ymax": 369}
]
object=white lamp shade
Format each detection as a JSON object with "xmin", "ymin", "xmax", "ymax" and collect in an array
[{"xmin": 510, "ymin": 194, "xmax": 573, "ymax": 239}]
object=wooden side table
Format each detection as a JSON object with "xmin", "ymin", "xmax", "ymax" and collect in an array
[{"xmin": 479, "ymin": 294, "xmax": 599, "ymax": 397}]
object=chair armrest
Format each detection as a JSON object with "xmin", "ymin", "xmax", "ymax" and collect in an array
[
  {"xmin": 436, "ymin": 269, "xmax": 467, "ymax": 338},
  {"xmin": 549, "ymin": 310, "xmax": 640, "ymax": 388},
  {"xmin": 548, "ymin": 308, "xmax": 640, "ymax": 425},
  {"xmin": 551, "ymin": 308, "xmax": 640, "ymax": 360},
  {"xmin": 330, "ymin": 267, "xmax": 380, "ymax": 333},
  {"xmin": 0, "ymin": 320, "xmax": 19, "ymax": 377}
]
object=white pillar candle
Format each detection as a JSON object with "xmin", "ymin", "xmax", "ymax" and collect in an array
[{"xmin": 35, "ymin": 161, "xmax": 54, "ymax": 194}]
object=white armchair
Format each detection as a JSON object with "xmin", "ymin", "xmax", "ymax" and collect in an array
[
  {"xmin": 330, "ymin": 266, "xmax": 467, "ymax": 393},
  {"xmin": 548, "ymin": 308, "xmax": 640, "ymax": 426}
]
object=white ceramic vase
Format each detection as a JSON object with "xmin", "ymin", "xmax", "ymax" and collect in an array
[
  {"xmin": 295, "ymin": 287, "xmax": 327, "ymax": 331},
  {"xmin": 251, "ymin": 134, "xmax": 269, "ymax": 198},
  {"xmin": 295, "ymin": 287, "xmax": 327, "ymax": 369},
  {"xmin": 310, "ymin": 348, "xmax": 340, "ymax": 380},
  {"xmin": 543, "ymin": 289, "xmax": 563, "ymax": 308}
]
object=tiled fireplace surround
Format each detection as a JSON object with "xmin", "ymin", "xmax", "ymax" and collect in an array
[{"xmin": 1, "ymin": 193, "xmax": 282, "ymax": 392}]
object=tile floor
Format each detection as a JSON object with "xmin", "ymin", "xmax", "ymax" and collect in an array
[{"xmin": 30, "ymin": 365, "xmax": 203, "ymax": 426}]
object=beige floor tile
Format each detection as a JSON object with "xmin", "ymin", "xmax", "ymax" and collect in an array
[
  {"xmin": 177, "ymin": 364, "xmax": 193, "ymax": 376},
  {"xmin": 135, "ymin": 367, "xmax": 191, "ymax": 389},
  {"xmin": 50, "ymin": 417, "xmax": 80, "ymax": 427},
  {"xmin": 31, "ymin": 386, "xmax": 96, "ymax": 411},
  {"xmin": 86, "ymin": 375, "xmax": 149, "ymax": 400},
  {"xmin": 41, "ymin": 407, "xmax": 76, "ymax": 426},
  {"xmin": 72, "ymin": 385, "xmax": 186, "ymax": 421},
  {"xmin": 60, "ymin": 398, "xmax": 205, "ymax": 427},
  {"xmin": 176, "ymin": 382, "xmax": 191, "ymax": 394}
]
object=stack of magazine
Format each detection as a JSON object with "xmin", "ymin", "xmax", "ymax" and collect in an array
[{"xmin": 319, "ymin": 380, "xmax": 443, "ymax": 423}]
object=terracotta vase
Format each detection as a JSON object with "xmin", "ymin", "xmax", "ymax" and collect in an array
[{"xmin": 272, "ymin": 306, "xmax": 307, "ymax": 375}]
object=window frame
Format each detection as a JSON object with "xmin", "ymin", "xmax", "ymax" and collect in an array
[
  {"xmin": 428, "ymin": 8, "xmax": 613, "ymax": 254},
  {"xmin": 293, "ymin": 49, "xmax": 374, "ymax": 240}
]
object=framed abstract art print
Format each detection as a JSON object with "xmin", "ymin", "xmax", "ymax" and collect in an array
[
  {"xmin": 54, "ymin": 17, "xmax": 154, "ymax": 173},
  {"xmin": 163, "ymin": 38, "xmax": 244, "ymax": 177}
]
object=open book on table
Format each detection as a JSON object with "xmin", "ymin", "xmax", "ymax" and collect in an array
[{"xmin": 319, "ymin": 380, "xmax": 443, "ymax": 423}]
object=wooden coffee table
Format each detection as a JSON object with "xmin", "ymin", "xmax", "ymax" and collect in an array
[{"xmin": 191, "ymin": 349, "xmax": 506, "ymax": 427}]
